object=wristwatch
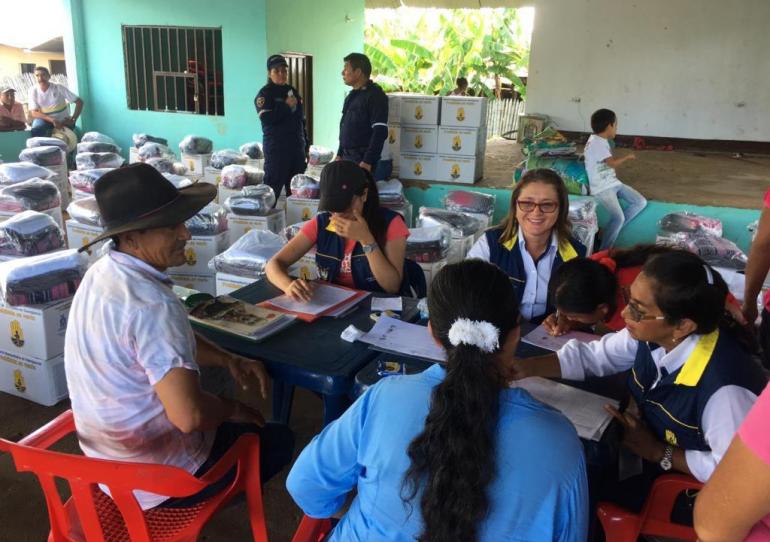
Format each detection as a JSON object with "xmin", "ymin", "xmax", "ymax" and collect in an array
[
  {"xmin": 660, "ymin": 444, "xmax": 674, "ymax": 471},
  {"xmin": 361, "ymin": 241, "xmax": 378, "ymax": 255}
]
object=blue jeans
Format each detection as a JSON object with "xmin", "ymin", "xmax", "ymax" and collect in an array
[
  {"xmin": 31, "ymin": 118, "xmax": 54, "ymax": 137},
  {"xmin": 595, "ymin": 183, "xmax": 647, "ymax": 250}
]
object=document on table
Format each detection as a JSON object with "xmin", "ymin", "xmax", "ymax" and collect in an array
[
  {"xmin": 521, "ymin": 324, "xmax": 599, "ymax": 352},
  {"xmin": 511, "ymin": 377, "xmax": 618, "ymax": 441},
  {"xmin": 359, "ymin": 316, "xmax": 446, "ymax": 362},
  {"xmin": 268, "ymin": 283, "xmax": 359, "ymax": 316},
  {"xmin": 371, "ymin": 296, "xmax": 403, "ymax": 312}
]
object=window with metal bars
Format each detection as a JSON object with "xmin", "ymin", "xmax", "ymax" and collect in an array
[{"xmin": 122, "ymin": 25, "xmax": 224, "ymax": 116}]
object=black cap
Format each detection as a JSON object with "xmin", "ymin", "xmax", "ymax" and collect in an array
[
  {"xmin": 267, "ymin": 54, "xmax": 288, "ymax": 71},
  {"xmin": 318, "ymin": 161, "xmax": 369, "ymax": 213}
]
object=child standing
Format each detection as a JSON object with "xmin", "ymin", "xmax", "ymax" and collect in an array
[{"xmin": 585, "ymin": 108, "xmax": 647, "ymax": 249}]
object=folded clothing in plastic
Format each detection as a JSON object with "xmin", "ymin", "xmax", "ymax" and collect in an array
[
  {"xmin": 66, "ymin": 197, "xmax": 103, "ymax": 227},
  {"xmin": 19, "ymin": 146, "xmax": 65, "ymax": 166},
  {"xmin": 133, "ymin": 133, "xmax": 168, "ymax": 148},
  {"xmin": 240, "ymin": 142, "xmax": 264, "ymax": 160},
  {"xmin": 211, "ymin": 149, "xmax": 248, "ymax": 169},
  {"xmin": 69, "ymin": 168, "xmax": 114, "ymax": 193},
  {"xmin": 308, "ymin": 145, "xmax": 334, "ymax": 166},
  {"xmin": 659, "ymin": 212, "xmax": 723, "ymax": 237},
  {"xmin": 162, "ymin": 173, "xmax": 193, "ymax": 189},
  {"xmin": 76, "ymin": 142, "xmax": 121, "ymax": 154},
  {"xmin": 179, "ymin": 135, "xmax": 213, "ymax": 155},
  {"xmin": 0, "ymin": 162, "xmax": 55, "ymax": 184},
  {"xmin": 417, "ymin": 208, "xmax": 482, "ymax": 238},
  {"xmin": 568, "ymin": 198, "xmax": 599, "ymax": 250},
  {"xmin": 138, "ymin": 142, "xmax": 172, "ymax": 161},
  {"xmin": 75, "ymin": 152, "xmax": 124, "ymax": 170},
  {"xmin": 290, "ymin": 174, "xmax": 320, "ymax": 199},
  {"xmin": 186, "ymin": 203, "xmax": 228, "ymax": 236},
  {"xmin": 406, "ymin": 226, "xmax": 451, "ymax": 263},
  {"xmin": 146, "ymin": 156, "xmax": 175, "ymax": 173},
  {"xmin": 172, "ymin": 162, "xmax": 189, "ymax": 176},
  {"xmin": 26, "ymin": 137, "xmax": 68, "ymax": 151},
  {"xmin": 224, "ymin": 185, "xmax": 276, "ymax": 216},
  {"xmin": 221, "ymin": 165, "xmax": 248, "ymax": 189},
  {"xmin": 209, "ymin": 230, "xmax": 285, "ymax": 278},
  {"xmin": 657, "ymin": 232, "xmax": 748, "ymax": 270},
  {"xmin": 80, "ymin": 132, "xmax": 116, "ymax": 145},
  {"xmin": 0, "ymin": 210, "xmax": 65, "ymax": 257},
  {"xmin": 284, "ymin": 221, "xmax": 309, "ymax": 241},
  {"xmin": 0, "ymin": 249, "xmax": 87, "ymax": 306},
  {"xmin": 376, "ymin": 178, "xmax": 403, "ymax": 197},
  {"xmin": 0, "ymin": 179, "xmax": 60, "ymax": 212},
  {"xmin": 443, "ymin": 190, "xmax": 495, "ymax": 217}
]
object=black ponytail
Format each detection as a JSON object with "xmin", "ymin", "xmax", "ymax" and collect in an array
[{"xmin": 358, "ymin": 170, "xmax": 387, "ymax": 247}]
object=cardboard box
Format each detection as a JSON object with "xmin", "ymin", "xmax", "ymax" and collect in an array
[
  {"xmin": 437, "ymin": 126, "xmax": 486, "ymax": 156},
  {"xmin": 168, "ymin": 232, "xmax": 228, "ymax": 275},
  {"xmin": 440, "ymin": 96, "xmax": 488, "ymax": 128},
  {"xmin": 517, "ymin": 114, "xmax": 549, "ymax": 143},
  {"xmin": 227, "ymin": 209, "xmax": 286, "ymax": 245},
  {"xmin": 399, "ymin": 95, "xmax": 440, "ymax": 125},
  {"xmin": 217, "ymin": 184, "xmax": 241, "ymax": 205},
  {"xmin": 387, "ymin": 93, "xmax": 403, "ymax": 124},
  {"xmin": 129, "ymin": 147, "xmax": 140, "ymax": 164},
  {"xmin": 0, "ymin": 206, "xmax": 63, "ymax": 229},
  {"xmin": 0, "ymin": 351, "xmax": 67, "ymax": 406},
  {"xmin": 305, "ymin": 164, "xmax": 324, "ymax": 179},
  {"xmin": 168, "ymin": 272, "xmax": 216, "ymax": 296},
  {"xmin": 65, "ymin": 219, "xmax": 106, "ymax": 263},
  {"xmin": 400, "ymin": 125, "xmax": 438, "ymax": 154},
  {"xmin": 215, "ymin": 272, "xmax": 258, "ymax": 296},
  {"xmin": 285, "ymin": 196, "xmax": 320, "ymax": 226},
  {"xmin": 417, "ymin": 259, "xmax": 447, "ymax": 288},
  {"xmin": 399, "ymin": 153, "xmax": 437, "ymax": 181},
  {"xmin": 245, "ymin": 158, "xmax": 264, "ymax": 169},
  {"xmin": 289, "ymin": 251, "xmax": 319, "ymax": 280},
  {"xmin": 181, "ymin": 153, "xmax": 212, "ymax": 176},
  {"xmin": 387, "ymin": 124, "xmax": 400, "ymax": 167},
  {"xmin": 203, "ymin": 166, "xmax": 222, "ymax": 186},
  {"xmin": 435, "ymin": 154, "xmax": 483, "ymax": 184},
  {"xmin": 0, "ymin": 298, "xmax": 71, "ymax": 361}
]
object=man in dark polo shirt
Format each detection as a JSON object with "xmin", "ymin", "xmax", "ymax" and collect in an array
[{"xmin": 337, "ymin": 53, "xmax": 388, "ymax": 174}]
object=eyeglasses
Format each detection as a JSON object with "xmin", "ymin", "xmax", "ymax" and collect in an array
[
  {"xmin": 625, "ymin": 301, "xmax": 666, "ymax": 323},
  {"xmin": 516, "ymin": 200, "xmax": 558, "ymax": 214}
]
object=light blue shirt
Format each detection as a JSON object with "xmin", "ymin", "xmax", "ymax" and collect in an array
[
  {"xmin": 287, "ymin": 364, "xmax": 588, "ymax": 542},
  {"xmin": 518, "ymin": 232, "xmax": 559, "ymax": 320}
]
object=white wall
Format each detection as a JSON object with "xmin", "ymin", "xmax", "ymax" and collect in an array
[{"xmin": 525, "ymin": 0, "xmax": 770, "ymax": 141}]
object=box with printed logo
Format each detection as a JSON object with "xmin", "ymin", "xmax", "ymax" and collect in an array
[
  {"xmin": 417, "ymin": 259, "xmax": 447, "ymax": 288},
  {"xmin": 0, "ymin": 298, "xmax": 71, "ymax": 362},
  {"xmin": 289, "ymin": 251, "xmax": 319, "ymax": 281},
  {"xmin": 0, "ymin": 351, "xmax": 67, "ymax": 406},
  {"xmin": 400, "ymin": 126, "xmax": 438, "ymax": 155},
  {"xmin": 439, "ymin": 96, "xmax": 487, "ymax": 128},
  {"xmin": 168, "ymin": 272, "xmax": 217, "ymax": 296},
  {"xmin": 215, "ymin": 272, "xmax": 258, "ymax": 296},
  {"xmin": 168, "ymin": 232, "xmax": 228, "ymax": 275},
  {"xmin": 387, "ymin": 93, "xmax": 403, "ymax": 124},
  {"xmin": 435, "ymin": 154, "xmax": 483, "ymax": 184},
  {"xmin": 437, "ymin": 126, "xmax": 486, "ymax": 157},
  {"xmin": 399, "ymin": 95, "xmax": 440, "ymax": 126},
  {"xmin": 217, "ymin": 184, "xmax": 241, "ymax": 205},
  {"xmin": 227, "ymin": 209, "xmax": 286, "ymax": 246},
  {"xmin": 285, "ymin": 196, "xmax": 320, "ymax": 226},
  {"xmin": 65, "ymin": 219, "xmax": 107, "ymax": 264},
  {"xmin": 386, "ymin": 124, "xmax": 400, "ymax": 163},
  {"xmin": 398, "ymin": 153, "xmax": 437, "ymax": 181},
  {"xmin": 129, "ymin": 147, "xmax": 140, "ymax": 164},
  {"xmin": 203, "ymin": 166, "xmax": 222, "ymax": 186},
  {"xmin": 181, "ymin": 153, "xmax": 212, "ymax": 176}
]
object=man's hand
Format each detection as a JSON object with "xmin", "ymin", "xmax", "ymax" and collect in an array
[
  {"xmin": 227, "ymin": 355, "xmax": 270, "ymax": 398},
  {"xmin": 741, "ymin": 301, "xmax": 758, "ymax": 327},
  {"xmin": 64, "ymin": 116, "xmax": 77, "ymax": 127},
  {"xmin": 606, "ymin": 404, "xmax": 664, "ymax": 462},
  {"xmin": 53, "ymin": 119, "xmax": 64, "ymax": 130},
  {"xmin": 230, "ymin": 400, "xmax": 266, "ymax": 427},
  {"xmin": 358, "ymin": 161, "xmax": 372, "ymax": 173},
  {"xmin": 331, "ymin": 209, "xmax": 373, "ymax": 244},
  {"xmin": 286, "ymin": 278, "xmax": 315, "ymax": 302}
]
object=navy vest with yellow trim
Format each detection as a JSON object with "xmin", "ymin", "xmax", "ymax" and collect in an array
[
  {"xmin": 315, "ymin": 208, "xmax": 406, "ymax": 294},
  {"xmin": 484, "ymin": 227, "xmax": 586, "ymax": 312},
  {"xmin": 628, "ymin": 329, "xmax": 766, "ymax": 451}
]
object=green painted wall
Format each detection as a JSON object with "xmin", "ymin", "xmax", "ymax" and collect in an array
[
  {"xmin": 0, "ymin": 131, "xmax": 30, "ymax": 164},
  {"xmin": 266, "ymin": 0, "xmax": 365, "ymax": 150}
]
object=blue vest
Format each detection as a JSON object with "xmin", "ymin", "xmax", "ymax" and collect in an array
[
  {"xmin": 315, "ymin": 208, "xmax": 405, "ymax": 294},
  {"xmin": 628, "ymin": 330, "xmax": 766, "ymax": 451},
  {"xmin": 484, "ymin": 227, "xmax": 586, "ymax": 312}
]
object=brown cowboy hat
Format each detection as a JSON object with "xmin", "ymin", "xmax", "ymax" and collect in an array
[{"xmin": 79, "ymin": 162, "xmax": 216, "ymax": 251}]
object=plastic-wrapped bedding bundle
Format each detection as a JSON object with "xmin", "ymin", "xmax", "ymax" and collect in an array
[
  {"xmin": 179, "ymin": 135, "xmax": 213, "ymax": 155},
  {"xmin": 18, "ymin": 146, "xmax": 66, "ymax": 167},
  {"xmin": 244, "ymin": 166, "xmax": 264, "ymax": 185},
  {"xmin": 417, "ymin": 207, "xmax": 482, "ymax": 238},
  {"xmin": 66, "ymin": 197, "xmax": 103, "ymax": 227},
  {"xmin": 210, "ymin": 149, "xmax": 248, "ymax": 169},
  {"xmin": 133, "ymin": 133, "xmax": 168, "ymax": 148},
  {"xmin": 308, "ymin": 145, "xmax": 334, "ymax": 166},
  {"xmin": 240, "ymin": 142, "xmax": 264, "ymax": 160},
  {"xmin": 209, "ymin": 230, "xmax": 286, "ymax": 278},
  {"xmin": 68, "ymin": 168, "xmax": 114, "ymax": 193},
  {"xmin": 0, "ymin": 179, "xmax": 61, "ymax": 213},
  {"xmin": 443, "ymin": 190, "xmax": 496, "ymax": 217},
  {"xmin": 26, "ymin": 137, "xmax": 69, "ymax": 151},
  {"xmin": 284, "ymin": 221, "xmax": 309, "ymax": 242},
  {"xmin": 75, "ymin": 152, "xmax": 124, "ymax": 170},
  {"xmin": 186, "ymin": 203, "xmax": 227, "ymax": 236},
  {"xmin": 223, "ymin": 185, "xmax": 276, "ymax": 216},
  {"xmin": 80, "ymin": 131, "xmax": 116, "ymax": 145},
  {"xmin": 221, "ymin": 165, "xmax": 248, "ymax": 189},
  {"xmin": 172, "ymin": 162, "xmax": 189, "ymax": 176},
  {"xmin": 146, "ymin": 156, "xmax": 175, "ymax": 173},
  {"xmin": 162, "ymin": 173, "xmax": 193, "ymax": 189},
  {"xmin": 76, "ymin": 141, "xmax": 121, "ymax": 154},
  {"xmin": 0, "ymin": 249, "xmax": 87, "ymax": 306},
  {"xmin": 0, "ymin": 162, "xmax": 56, "ymax": 185},
  {"xmin": 138, "ymin": 142, "xmax": 172, "ymax": 161},
  {"xmin": 0, "ymin": 210, "xmax": 65, "ymax": 258},
  {"xmin": 406, "ymin": 226, "xmax": 452, "ymax": 263},
  {"xmin": 658, "ymin": 232, "xmax": 748, "ymax": 270},
  {"xmin": 659, "ymin": 212, "xmax": 723, "ymax": 238},
  {"xmin": 290, "ymin": 174, "xmax": 320, "ymax": 199},
  {"xmin": 376, "ymin": 179, "xmax": 404, "ymax": 203},
  {"xmin": 568, "ymin": 198, "xmax": 599, "ymax": 253}
]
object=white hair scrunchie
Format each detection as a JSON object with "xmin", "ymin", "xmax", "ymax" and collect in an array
[{"xmin": 447, "ymin": 318, "xmax": 500, "ymax": 353}]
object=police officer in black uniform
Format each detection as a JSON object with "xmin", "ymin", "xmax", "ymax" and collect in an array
[
  {"xmin": 255, "ymin": 54, "xmax": 309, "ymax": 200},
  {"xmin": 337, "ymin": 53, "xmax": 389, "ymax": 174}
]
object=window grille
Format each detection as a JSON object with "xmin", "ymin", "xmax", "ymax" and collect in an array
[{"xmin": 121, "ymin": 25, "xmax": 224, "ymax": 116}]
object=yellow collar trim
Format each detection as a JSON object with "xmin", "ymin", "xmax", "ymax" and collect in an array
[
  {"xmin": 325, "ymin": 222, "xmax": 337, "ymax": 233},
  {"xmin": 502, "ymin": 232, "xmax": 518, "ymax": 251},
  {"xmin": 674, "ymin": 330, "xmax": 719, "ymax": 387},
  {"xmin": 501, "ymin": 232, "xmax": 577, "ymax": 262}
]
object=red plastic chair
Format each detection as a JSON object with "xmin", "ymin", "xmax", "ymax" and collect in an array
[
  {"xmin": 596, "ymin": 473, "xmax": 703, "ymax": 542},
  {"xmin": 291, "ymin": 515, "xmax": 334, "ymax": 542},
  {"xmin": 0, "ymin": 409, "xmax": 268, "ymax": 542}
]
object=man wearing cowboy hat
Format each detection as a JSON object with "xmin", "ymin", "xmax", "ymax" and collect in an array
[
  {"xmin": 0, "ymin": 88, "xmax": 26, "ymax": 132},
  {"xmin": 64, "ymin": 163, "xmax": 294, "ymax": 510}
]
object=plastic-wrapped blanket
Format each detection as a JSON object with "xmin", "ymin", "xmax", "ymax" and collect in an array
[
  {"xmin": 75, "ymin": 152, "xmax": 124, "ymax": 170},
  {"xmin": 0, "ymin": 211, "xmax": 65, "ymax": 257},
  {"xmin": 406, "ymin": 226, "xmax": 451, "ymax": 263},
  {"xmin": 376, "ymin": 179, "xmax": 404, "ymax": 203},
  {"xmin": 568, "ymin": 199, "xmax": 599, "ymax": 253},
  {"xmin": 66, "ymin": 197, "xmax": 103, "ymax": 227},
  {"xmin": 417, "ymin": 207, "xmax": 482, "ymax": 238},
  {"xmin": 145, "ymin": 157, "xmax": 175, "ymax": 173},
  {"xmin": 162, "ymin": 173, "xmax": 193, "ymax": 189},
  {"xmin": 0, "ymin": 249, "xmax": 87, "ymax": 306},
  {"xmin": 223, "ymin": 185, "xmax": 276, "ymax": 216},
  {"xmin": 0, "ymin": 162, "xmax": 55, "ymax": 184},
  {"xmin": 68, "ymin": 168, "xmax": 114, "ymax": 193},
  {"xmin": 179, "ymin": 135, "xmax": 213, "ymax": 155},
  {"xmin": 210, "ymin": 149, "xmax": 248, "ymax": 169},
  {"xmin": 133, "ymin": 133, "xmax": 168, "ymax": 148},
  {"xmin": 76, "ymin": 142, "xmax": 121, "ymax": 154},
  {"xmin": 290, "ymin": 174, "xmax": 320, "ymax": 199},
  {"xmin": 18, "ymin": 146, "xmax": 66, "ymax": 166},
  {"xmin": 244, "ymin": 166, "xmax": 264, "ymax": 186},
  {"xmin": 443, "ymin": 190, "xmax": 495, "ymax": 217},
  {"xmin": 80, "ymin": 132, "xmax": 116, "ymax": 145},
  {"xmin": 657, "ymin": 232, "xmax": 748, "ymax": 270},
  {"xmin": 137, "ymin": 142, "xmax": 172, "ymax": 161},
  {"xmin": 221, "ymin": 165, "xmax": 248, "ymax": 189},
  {"xmin": 186, "ymin": 203, "xmax": 228, "ymax": 236},
  {"xmin": 283, "ymin": 221, "xmax": 309, "ymax": 242},
  {"xmin": 26, "ymin": 137, "xmax": 68, "ymax": 151},
  {"xmin": 240, "ymin": 142, "xmax": 264, "ymax": 160},
  {"xmin": 0, "ymin": 179, "xmax": 60, "ymax": 212},
  {"xmin": 659, "ymin": 212, "xmax": 723, "ymax": 237},
  {"xmin": 209, "ymin": 230, "xmax": 285, "ymax": 278},
  {"xmin": 308, "ymin": 145, "xmax": 334, "ymax": 166}
]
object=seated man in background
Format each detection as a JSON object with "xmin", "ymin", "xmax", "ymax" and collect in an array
[
  {"xmin": 0, "ymin": 88, "xmax": 26, "ymax": 132},
  {"xmin": 28, "ymin": 66, "xmax": 83, "ymax": 137}
]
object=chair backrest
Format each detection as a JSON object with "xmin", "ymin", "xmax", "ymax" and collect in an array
[{"xmin": 638, "ymin": 474, "xmax": 701, "ymax": 539}]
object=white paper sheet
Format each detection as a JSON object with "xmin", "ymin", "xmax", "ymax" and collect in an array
[
  {"xmin": 371, "ymin": 297, "xmax": 403, "ymax": 312},
  {"xmin": 521, "ymin": 324, "xmax": 599, "ymax": 352},
  {"xmin": 511, "ymin": 377, "xmax": 618, "ymax": 441},
  {"xmin": 359, "ymin": 316, "xmax": 447, "ymax": 362},
  {"xmin": 269, "ymin": 283, "xmax": 358, "ymax": 316}
]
